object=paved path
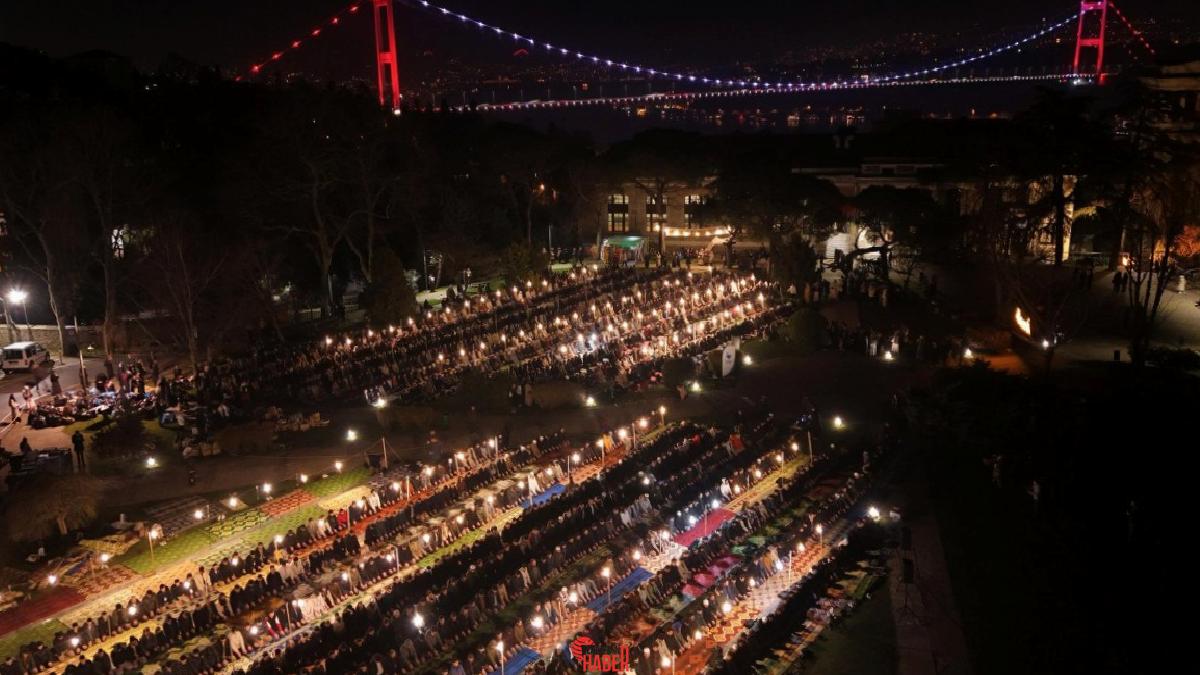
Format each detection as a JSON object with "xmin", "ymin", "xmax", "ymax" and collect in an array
[{"xmin": 887, "ymin": 464, "xmax": 972, "ymax": 675}]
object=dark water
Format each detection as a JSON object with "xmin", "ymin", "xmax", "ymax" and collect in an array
[{"xmin": 460, "ymin": 79, "xmax": 1094, "ymax": 141}]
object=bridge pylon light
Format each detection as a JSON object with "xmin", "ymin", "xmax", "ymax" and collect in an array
[
  {"xmin": 373, "ymin": 0, "xmax": 402, "ymax": 110},
  {"xmin": 1073, "ymin": 0, "xmax": 1108, "ymax": 78}
]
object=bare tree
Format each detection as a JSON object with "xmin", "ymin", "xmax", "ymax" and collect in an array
[
  {"xmin": 6, "ymin": 474, "xmax": 106, "ymax": 540},
  {"xmin": 1123, "ymin": 160, "xmax": 1200, "ymax": 366},
  {"xmin": 140, "ymin": 211, "xmax": 250, "ymax": 368},
  {"xmin": 63, "ymin": 107, "xmax": 149, "ymax": 361},
  {"xmin": 0, "ymin": 110, "xmax": 86, "ymax": 362}
]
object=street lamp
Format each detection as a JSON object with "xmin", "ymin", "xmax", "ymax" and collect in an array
[
  {"xmin": 569, "ymin": 452, "xmax": 580, "ymax": 484},
  {"xmin": 658, "ymin": 405, "xmax": 667, "ymax": 427},
  {"xmin": 496, "ymin": 638, "xmax": 505, "ymax": 675},
  {"xmin": 601, "ymin": 565, "xmax": 612, "ymax": 607},
  {"xmin": 704, "ymin": 498, "xmax": 720, "ymax": 539},
  {"xmin": 6, "ymin": 289, "xmax": 31, "ymax": 340},
  {"xmin": 147, "ymin": 526, "xmax": 160, "ymax": 563}
]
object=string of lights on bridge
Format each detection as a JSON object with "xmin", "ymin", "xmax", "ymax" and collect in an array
[
  {"xmin": 412, "ymin": 1, "xmax": 1078, "ymax": 89},
  {"xmin": 454, "ymin": 72, "xmax": 1097, "ymax": 113},
  {"xmin": 242, "ymin": 0, "xmax": 1076, "ymax": 88},
  {"xmin": 238, "ymin": 2, "xmax": 365, "ymax": 80},
  {"xmin": 1107, "ymin": 0, "xmax": 1157, "ymax": 57},
  {"xmin": 238, "ymin": 0, "xmax": 1154, "ymax": 112}
]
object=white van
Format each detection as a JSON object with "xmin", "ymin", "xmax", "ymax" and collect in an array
[{"xmin": 2, "ymin": 341, "xmax": 51, "ymax": 374}]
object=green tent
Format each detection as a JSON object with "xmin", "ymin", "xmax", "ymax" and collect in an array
[{"xmin": 601, "ymin": 236, "xmax": 647, "ymax": 265}]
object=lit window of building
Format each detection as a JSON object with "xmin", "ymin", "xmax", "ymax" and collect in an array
[
  {"xmin": 646, "ymin": 194, "xmax": 666, "ymax": 231},
  {"xmin": 684, "ymin": 194, "xmax": 704, "ymax": 228},
  {"xmin": 607, "ymin": 193, "xmax": 629, "ymax": 232}
]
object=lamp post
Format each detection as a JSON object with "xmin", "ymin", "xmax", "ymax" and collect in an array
[
  {"xmin": 601, "ymin": 565, "xmax": 612, "ymax": 608},
  {"xmin": 658, "ymin": 405, "xmax": 667, "ymax": 428},
  {"xmin": 147, "ymin": 525, "xmax": 160, "ymax": 564},
  {"xmin": 496, "ymin": 637, "xmax": 505, "ymax": 675},
  {"xmin": 0, "ymin": 297, "xmax": 13, "ymax": 343},
  {"xmin": 705, "ymin": 498, "xmax": 720, "ymax": 539},
  {"xmin": 6, "ymin": 290, "xmax": 31, "ymax": 341},
  {"xmin": 569, "ymin": 452, "xmax": 580, "ymax": 484}
]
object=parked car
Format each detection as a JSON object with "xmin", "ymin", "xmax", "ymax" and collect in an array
[{"xmin": 1, "ymin": 341, "xmax": 51, "ymax": 374}]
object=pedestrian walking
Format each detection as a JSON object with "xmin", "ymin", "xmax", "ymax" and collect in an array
[{"xmin": 73, "ymin": 429, "xmax": 86, "ymax": 470}]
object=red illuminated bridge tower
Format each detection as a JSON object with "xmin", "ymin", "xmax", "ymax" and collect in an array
[
  {"xmin": 373, "ymin": 0, "xmax": 402, "ymax": 110},
  {"xmin": 1073, "ymin": 0, "xmax": 1109, "ymax": 76}
]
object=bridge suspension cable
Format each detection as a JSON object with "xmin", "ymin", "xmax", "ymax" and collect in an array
[
  {"xmin": 238, "ymin": 2, "xmax": 366, "ymax": 81},
  {"xmin": 1106, "ymin": 0, "xmax": 1156, "ymax": 57},
  {"xmin": 458, "ymin": 72, "xmax": 1096, "ymax": 113},
  {"xmin": 411, "ymin": 0, "xmax": 1078, "ymax": 90}
]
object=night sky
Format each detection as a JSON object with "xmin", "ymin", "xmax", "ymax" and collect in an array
[{"xmin": 1, "ymin": 1, "xmax": 1195, "ymax": 75}]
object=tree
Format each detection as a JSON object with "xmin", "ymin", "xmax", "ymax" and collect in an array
[
  {"xmin": 0, "ymin": 107, "xmax": 88, "ymax": 363},
  {"xmin": 6, "ymin": 474, "xmax": 106, "ymax": 541},
  {"xmin": 498, "ymin": 243, "xmax": 551, "ymax": 286},
  {"xmin": 771, "ymin": 237, "xmax": 821, "ymax": 297},
  {"xmin": 706, "ymin": 150, "xmax": 841, "ymax": 273},
  {"xmin": 607, "ymin": 130, "xmax": 710, "ymax": 254},
  {"xmin": 359, "ymin": 248, "xmax": 418, "ymax": 325},
  {"xmin": 137, "ymin": 210, "xmax": 252, "ymax": 368},
  {"xmin": 342, "ymin": 107, "xmax": 408, "ymax": 286},
  {"xmin": 258, "ymin": 90, "xmax": 361, "ymax": 318},
  {"xmin": 850, "ymin": 185, "xmax": 945, "ymax": 285},
  {"xmin": 61, "ymin": 105, "xmax": 150, "ymax": 361},
  {"xmin": 559, "ymin": 150, "xmax": 608, "ymax": 257},
  {"xmin": 1013, "ymin": 89, "xmax": 1112, "ymax": 267},
  {"xmin": 1175, "ymin": 224, "xmax": 1200, "ymax": 262},
  {"xmin": 965, "ymin": 170, "xmax": 1090, "ymax": 370},
  {"xmin": 1124, "ymin": 159, "xmax": 1200, "ymax": 367},
  {"xmin": 485, "ymin": 125, "xmax": 561, "ymax": 246}
]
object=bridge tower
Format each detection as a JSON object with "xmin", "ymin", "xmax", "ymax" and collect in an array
[
  {"xmin": 373, "ymin": 0, "xmax": 402, "ymax": 110},
  {"xmin": 1073, "ymin": 0, "xmax": 1109, "ymax": 76}
]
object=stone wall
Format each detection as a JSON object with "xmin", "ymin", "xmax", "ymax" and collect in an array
[{"xmin": 2, "ymin": 323, "xmax": 155, "ymax": 359}]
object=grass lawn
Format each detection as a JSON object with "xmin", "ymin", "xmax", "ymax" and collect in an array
[
  {"xmin": 0, "ymin": 618, "xmax": 67, "ymax": 660},
  {"xmin": 115, "ymin": 524, "xmax": 221, "ymax": 575},
  {"xmin": 417, "ymin": 507, "xmax": 522, "ymax": 568},
  {"xmin": 804, "ymin": 587, "xmax": 898, "ymax": 675},
  {"xmin": 303, "ymin": 467, "xmax": 371, "ymax": 499}
]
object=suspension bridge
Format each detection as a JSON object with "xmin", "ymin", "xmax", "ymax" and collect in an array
[{"xmin": 240, "ymin": 0, "xmax": 1158, "ymax": 113}]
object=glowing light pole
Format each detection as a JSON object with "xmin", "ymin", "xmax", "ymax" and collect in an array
[
  {"xmin": 601, "ymin": 565, "xmax": 612, "ymax": 608},
  {"xmin": 6, "ymin": 289, "xmax": 31, "ymax": 340}
]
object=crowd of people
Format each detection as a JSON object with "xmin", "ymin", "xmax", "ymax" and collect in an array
[
  {"xmin": 6, "ymin": 425, "xmax": 570, "ymax": 675},
  {"xmin": 573, "ymin": 437, "xmax": 883, "ymax": 675},
  {"xmin": 221, "ymin": 413, "xmax": 771, "ymax": 675},
  {"xmin": 211, "ymin": 266, "xmax": 781, "ymax": 409}
]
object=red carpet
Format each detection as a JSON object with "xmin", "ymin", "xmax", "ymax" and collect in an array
[
  {"xmin": 0, "ymin": 587, "xmax": 84, "ymax": 637},
  {"xmin": 673, "ymin": 508, "xmax": 735, "ymax": 547}
]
